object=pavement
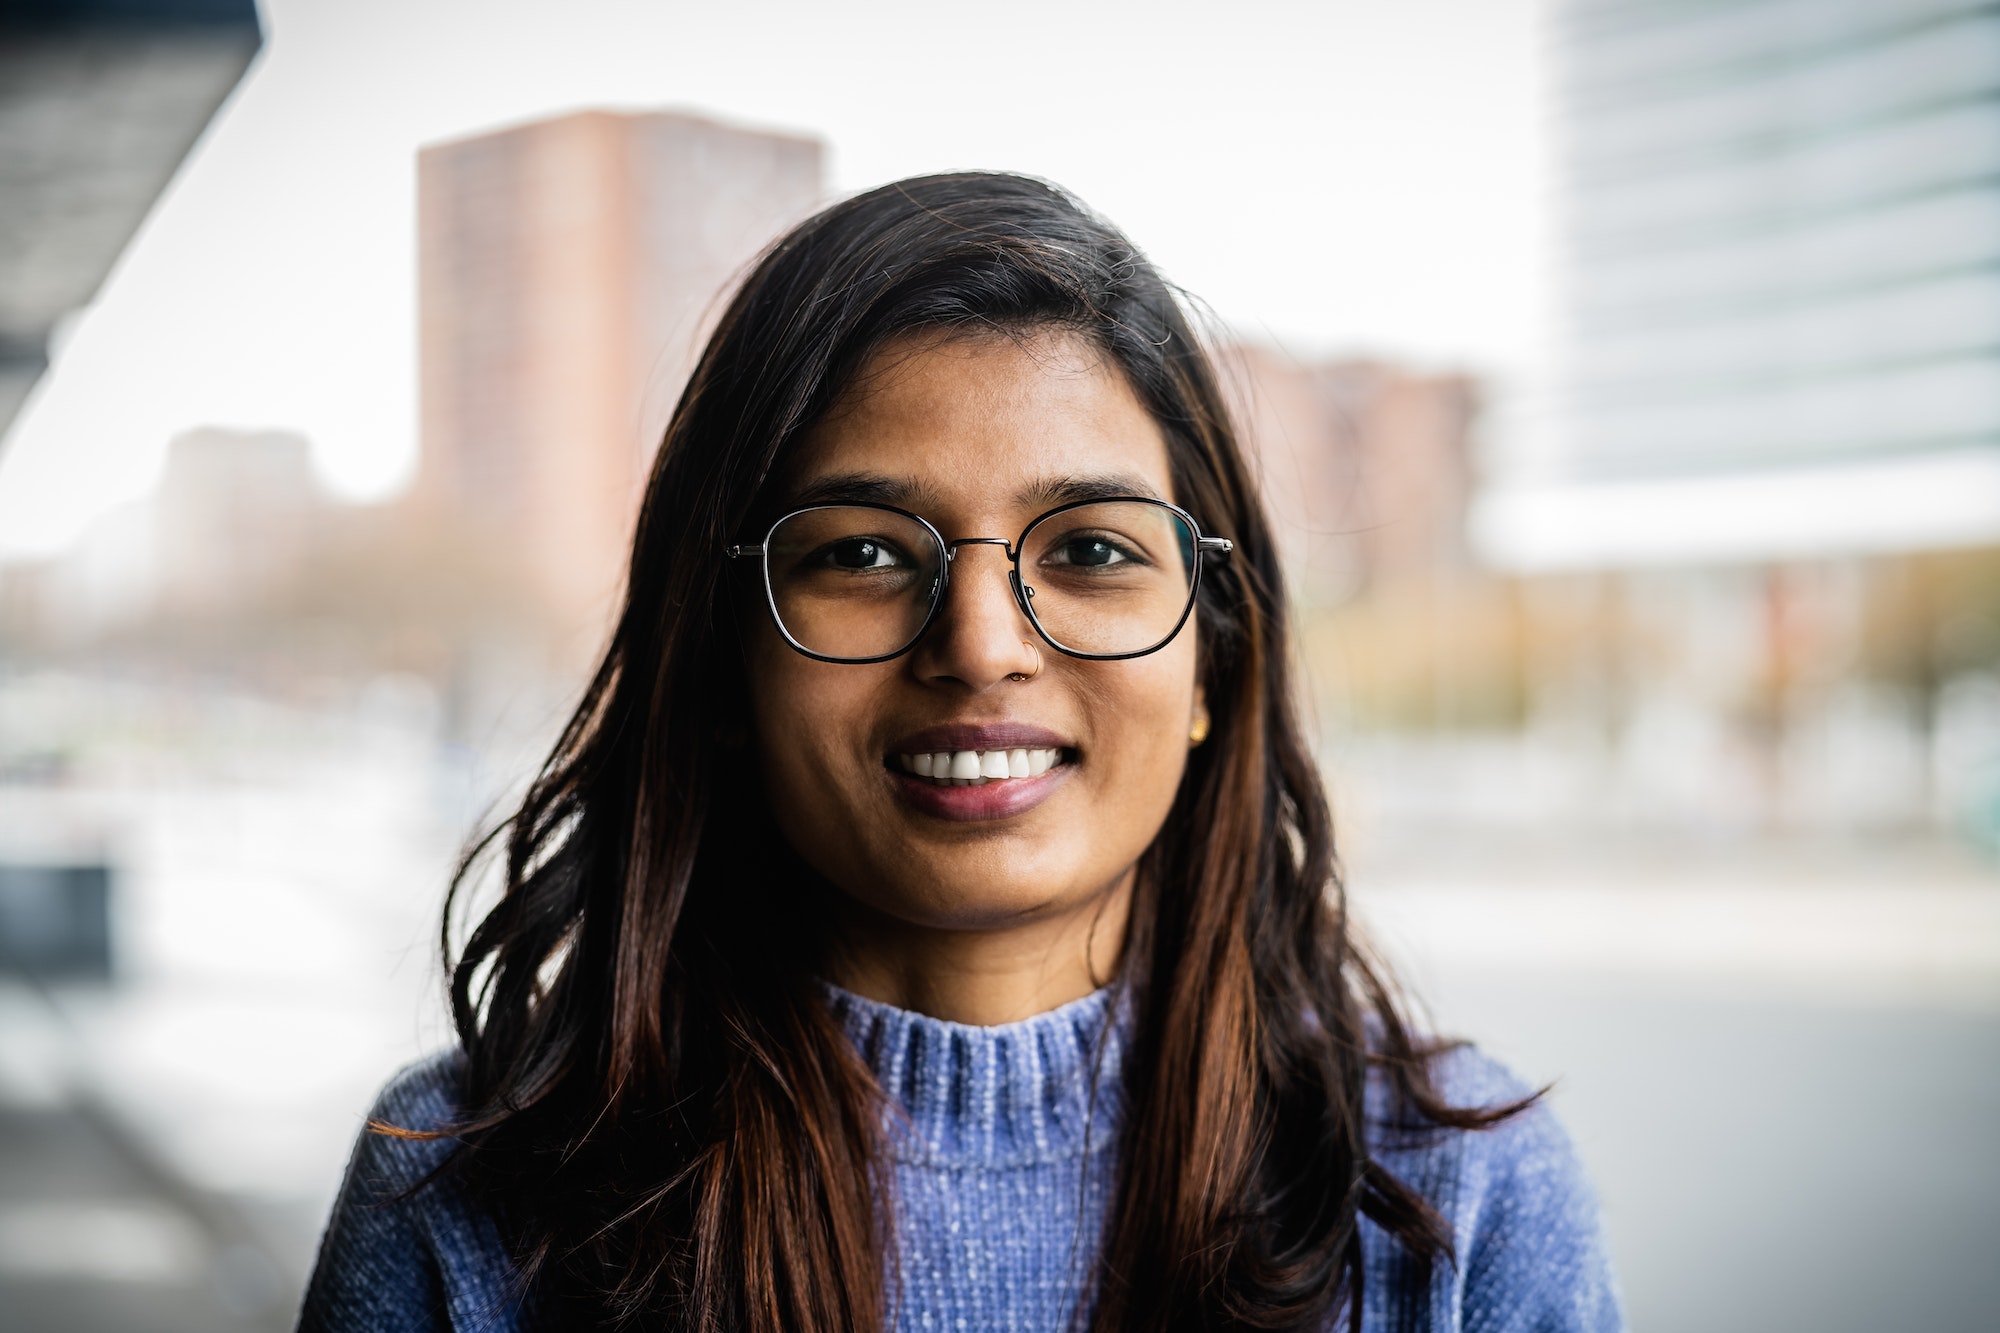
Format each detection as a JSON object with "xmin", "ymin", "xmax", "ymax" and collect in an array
[
  {"xmin": 1414, "ymin": 972, "xmax": 2000, "ymax": 1333},
  {"xmin": 1347, "ymin": 833, "xmax": 2000, "ymax": 1333},
  {"xmin": 0, "ymin": 1090, "xmax": 294, "ymax": 1333}
]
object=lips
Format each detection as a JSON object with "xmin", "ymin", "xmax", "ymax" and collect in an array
[
  {"xmin": 882, "ymin": 722, "xmax": 1074, "ymax": 821},
  {"xmin": 887, "ymin": 722, "xmax": 1070, "ymax": 755}
]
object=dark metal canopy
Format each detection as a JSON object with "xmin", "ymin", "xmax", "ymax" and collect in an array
[{"xmin": 0, "ymin": 0, "xmax": 262, "ymax": 437}]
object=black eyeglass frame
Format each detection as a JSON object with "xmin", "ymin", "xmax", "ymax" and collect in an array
[{"xmin": 724, "ymin": 496, "xmax": 1235, "ymax": 665}]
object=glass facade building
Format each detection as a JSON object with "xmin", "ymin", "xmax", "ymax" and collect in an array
[{"xmin": 1484, "ymin": 0, "xmax": 2000, "ymax": 565}]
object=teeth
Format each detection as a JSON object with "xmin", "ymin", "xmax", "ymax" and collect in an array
[{"xmin": 896, "ymin": 747, "xmax": 1064, "ymax": 785}]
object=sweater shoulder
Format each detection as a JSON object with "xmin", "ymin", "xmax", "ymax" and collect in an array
[
  {"xmin": 1422, "ymin": 1043, "xmax": 1585, "ymax": 1208},
  {"xmin": 373, "ymin": 1046, "xmax": 467, "ymax": 1126},
  {"xmin": 349, "ymin": 1047, "xmax": 470, "ymax": 1192},
  {"xmin": 300, "ymin": 1047, "xmax": 516, "ymax": 1332},
  {"xmin": 1363, "ymin": 1041, "xmax": 1539, "ymax": 1155},
  {"xmin": 1428, "ymin": 1042, "xmax": 1536, "ymax": 1109},
  {"xmin": 1423, "ymin": 1045, "xmax": 1625, "ymax": 1331}
]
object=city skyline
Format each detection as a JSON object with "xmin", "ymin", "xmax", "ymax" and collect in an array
[{"xmin": 0, "ymin": 0, "xmax": 1550, "ymax": 562}]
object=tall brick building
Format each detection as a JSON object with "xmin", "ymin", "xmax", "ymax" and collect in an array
[
  {"xmin": 417, "ymin": 110, "xmax": 823, "ymax": 651},
  {"xmin": 1222, "ymin": 345, "xmax": 1479, "ymax": 606}
]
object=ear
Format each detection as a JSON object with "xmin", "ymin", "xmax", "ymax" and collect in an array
[{"xmin": 1188, "ymin": 686, "xmax": 1210, "ymax": 747}]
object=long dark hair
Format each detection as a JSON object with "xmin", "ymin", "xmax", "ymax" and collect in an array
[{"xmin": 435, "ymin": 172, "xmax": 1521, "ymax": 1331}]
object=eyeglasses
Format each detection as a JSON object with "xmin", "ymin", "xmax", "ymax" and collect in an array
[{"xmin": 725, "ymin": 497, "xmax": 1233, "ymax": 663}]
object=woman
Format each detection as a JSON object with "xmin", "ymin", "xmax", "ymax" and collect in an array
[{"xmin": 300, "ymin": 173, "xmax": 1621, "ymax": 1332}]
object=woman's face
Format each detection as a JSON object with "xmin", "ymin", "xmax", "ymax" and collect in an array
[{"xmin": 743, "ymin": 329, "xmax": 1201, "ymax": 945}]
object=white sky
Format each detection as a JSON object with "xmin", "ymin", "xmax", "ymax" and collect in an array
[{"xmin": 0, "ymin": 0, "xmax": 1552, "ymax": 560}]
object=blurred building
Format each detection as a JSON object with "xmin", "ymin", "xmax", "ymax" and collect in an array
[
  {"xmin": 1223, "ymin": 348, "xmax": 1520, "ymax": 733},
  {"xmin": 416, "ymin": 110, "xmax": 823, "ymax": 656},
  {"xmin": 1485, "ymin": 0, "xmax": 2000, "ymax": 565},
  {"xmin": 0, "ymin": 427, "xmax": 321, "ymax": 649},
  {"xmin": 1225, "ymin": 347, "xmax": 1479, "ymax": 602},
  {"xmin": 151, "ymin": 427, "xmax": 319, "ymax": 619},
  {"xmin": 1452, "ymin": 0, "xmax": 2000, "ymax": 839}
]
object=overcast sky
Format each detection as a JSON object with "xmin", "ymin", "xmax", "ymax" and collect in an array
[{"xmin": 0, "ymin": 0, "xmax": 1551, "ymax": 560}]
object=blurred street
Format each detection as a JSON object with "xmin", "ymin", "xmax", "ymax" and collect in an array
[
  {"xmin": 0, "ymin": 683, "xmax": 470, "ymax": 1332},
  {"xmin": 1349, "ymin": 833, "xmax": 2000, "ymax": 1333},
  {"xmin": 1427, "ymin": 975, "xmax": 2000, "ymax": 1333},
  {"xmin": 0, "ymin": 1084, "xmax": 292, "ymax": 1333}
]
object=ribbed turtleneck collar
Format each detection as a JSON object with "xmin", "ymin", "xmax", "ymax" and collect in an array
[{"xmin": 823, "ymin": 983, "xmax": 1129, "ymax": 1171}]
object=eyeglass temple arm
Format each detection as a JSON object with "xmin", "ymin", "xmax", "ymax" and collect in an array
[
  {"xmin": 1197, "ymin": 536, "xmax": 1234, "ymax": 554},
  {"xmin": 724, "ymin": 544, "xmax": 761, "ymax": 558}
]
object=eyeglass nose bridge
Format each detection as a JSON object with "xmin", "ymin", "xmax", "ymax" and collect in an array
[
  {"xmin": 934, "ymin": 536, "xmax": 1043, "ymax": 636},
  {"xmin": 942, "ymin": 536, "xmax": 1017, "ymax": 562}
]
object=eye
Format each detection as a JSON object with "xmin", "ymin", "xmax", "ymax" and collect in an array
[
  {"xmin": 1045, "ymin": 534, "xmax": 1139, "ymax": 568},
  {"xmin": 819, "ymin": 537, "xmax": 907, "ymax": 570}
]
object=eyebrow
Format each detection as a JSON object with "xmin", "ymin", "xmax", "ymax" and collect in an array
[
  {"xmin": 1018, "ymin": 472, "xmax": 1167, "ymax": 507},
  {"xmin": 786, "ymin": 472, "xmax": 935, "ymax": 509},
  {"xmin": 786, "ymin": 470, "xmax": 1166, "ymax": 513}
]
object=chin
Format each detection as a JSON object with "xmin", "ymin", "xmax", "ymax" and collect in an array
[
  {"xmin": 839, "ymin": 864, "xmax": 1077, "ymax": 930},
  {"xmin": 932, "ymin": 876, "xmax": 1115, "ymax": 931}
]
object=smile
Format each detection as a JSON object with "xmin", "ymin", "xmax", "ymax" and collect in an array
[{"xmin": 893, "ymin": 747, "xmax": 1066, "ymax": 785}]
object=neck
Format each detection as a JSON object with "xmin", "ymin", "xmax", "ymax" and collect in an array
[{"xmin": 824, "ymin": 870, "xmax": 1132, "ymax": 1026}]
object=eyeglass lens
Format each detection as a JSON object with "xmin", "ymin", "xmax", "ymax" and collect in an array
[{"xmin": 762, "ymin": 501, "xmax": 1199, "ymax": 661}]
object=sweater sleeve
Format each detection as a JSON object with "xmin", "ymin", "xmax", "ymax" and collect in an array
[
  {"xmin": 296, "ymin": 1054, "xmax": 466, "ymax": 1333},
  {"xmin": 1440, "ymin": 1050, "xmax": 1625, "ymax": 1333}
]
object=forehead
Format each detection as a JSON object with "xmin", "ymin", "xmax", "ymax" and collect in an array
[{"xmin": 785, "ymin": 329, "xmax": 1174, "ymax": 518}]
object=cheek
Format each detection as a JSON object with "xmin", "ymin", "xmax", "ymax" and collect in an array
[
  {"xmin": 743, "ymin": 631, "xmax": 879, "ymax": 819},
  {"xmin": 1077, "ymin": 647, "xmax": 1198, "ymax": 806}
]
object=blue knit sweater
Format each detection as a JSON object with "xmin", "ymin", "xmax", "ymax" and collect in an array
[{"xmin": 297, "ymin": 986, "xmax": 1623, "ymax": 1331}]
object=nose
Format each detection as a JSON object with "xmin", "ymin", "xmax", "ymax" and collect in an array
[{"xmin": 909, "ymin": 542, "xmax": 1041, "ymax": 688}]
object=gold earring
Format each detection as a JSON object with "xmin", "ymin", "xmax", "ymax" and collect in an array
[{"xmin": 1189, "ymin": 706, "xmax": 1210, "ymax": 746}]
